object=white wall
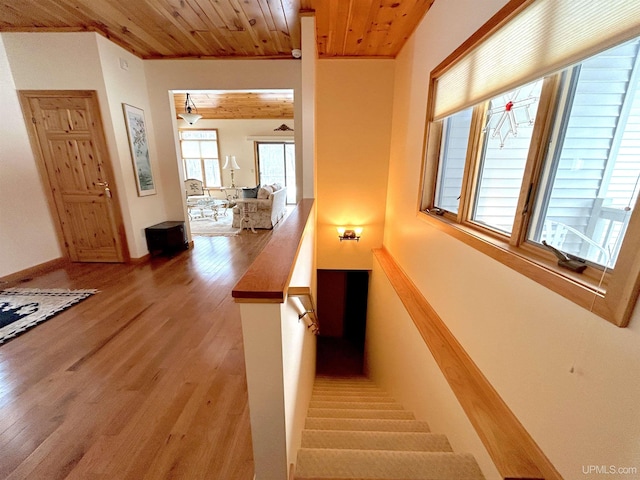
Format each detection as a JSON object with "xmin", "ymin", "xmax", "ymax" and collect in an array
[
  {"xmin": 315, "ymin": 59, "xmax": 394, "ymax": 270},
  {"xmin": 240, "ymin": 302, "xmax": 288, "ymax": 480},
  {"xmin": 2, "ymin": 32, "xmax": 166, "ymax": 260},
  {"xmin": 95, "ymin": 36, "xmax": 167, "ymax": 258},
  {"xmin": 300, "ymin": 15, "xmax": 317, "ymax": 200},
  {"xmin": 365, "ymin": 257, "xmax": 501, "ymax": 479},
  {"xmin": 0, "ymin": 35, "xmax": 61, "ymax": 276},
  {"xmin": 378, "ymin": 1, "xmax": 640, "ymax": 478},
  {"xmin": 179, "ymin": 118, "xmax": 295, "ymax": 190},
  {"xmin": 283, "ymin": 204, "xmax": 317, "ymax": 468}
]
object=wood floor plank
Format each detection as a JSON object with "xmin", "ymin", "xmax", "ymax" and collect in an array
[{"xmin": 0, "ymin": 232, "xmax": 273, "ymax": 479}]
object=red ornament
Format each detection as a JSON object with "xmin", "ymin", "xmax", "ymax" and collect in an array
[{"xmin": 505, "ymin": 101, "xmax": 514, "ymax": 111}]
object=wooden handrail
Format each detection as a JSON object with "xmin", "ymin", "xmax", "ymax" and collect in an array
[
  {"xmin": 232, "ymin": 199, "xmax": 314, "ymax": 303},
  {"xmin": 288, "ymin": 286, "xmax": 320, "ymax": 335},
  {"xmin": 374, "ymin": 247, "xmax": 562, "ymax": 480}
]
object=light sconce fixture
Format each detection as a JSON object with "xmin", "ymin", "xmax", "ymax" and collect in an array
[
  {"xmin": 337, "ymin": 227, "xmax": 362, "ymax": 242},
  {"xmin": 178, "ymin": 93, "xmax": 202, "ymax": 125},
  {"xmin": 223, "ymin": 155, "xmax": 241, "ymax": 188}
]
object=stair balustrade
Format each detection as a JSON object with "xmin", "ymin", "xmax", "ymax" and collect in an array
[{"xmin": 233, "ymin": 199, "xmax": 317, "ymax": 480}]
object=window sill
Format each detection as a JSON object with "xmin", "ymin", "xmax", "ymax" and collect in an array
[{"xmin": 417, "ymin": 210, "xmax": 630, "ymax": 326}]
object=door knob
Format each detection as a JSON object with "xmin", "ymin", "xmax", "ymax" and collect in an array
[{"xmin": 96, "ymin": 181, "xmax": 112, "ymax": 198}]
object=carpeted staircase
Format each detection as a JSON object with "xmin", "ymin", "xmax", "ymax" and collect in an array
[{"xmin": 295, "ymin": 376, "xmax": 485, "ymax": 480}]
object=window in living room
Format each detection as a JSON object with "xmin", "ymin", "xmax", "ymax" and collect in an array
[
  {"xmin": 179, "ymin": 129, "xmax": 222, "ymax": 188},
  {"xmin": 420, "ymin": 0, "xmax": 640, "ymax": 327},
  {"xmin": 256, "ymin": 142, "xmax": 296, "ymax": 204}
]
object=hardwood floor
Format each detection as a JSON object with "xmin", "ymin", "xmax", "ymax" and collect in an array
[{"xmin": 0, "ymin": 232, "xmax": 273, "ymax": 479}]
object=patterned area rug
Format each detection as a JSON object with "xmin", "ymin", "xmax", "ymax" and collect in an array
[
  {"xmin": 189, "ymin": 211, "xmax": 241, "ymax": 237},
  {"xmin": 0, "ymin": 288, "xmax": 97, "ymax": 345}
]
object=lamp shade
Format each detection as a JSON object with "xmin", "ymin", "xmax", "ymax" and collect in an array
[
  {"xmin": 178, "ymin": 112, "xmax": 202, "ymax": 125},
  {"xmin": 223, "ymin": 155, "xmax": 241, "ymax": 170}
]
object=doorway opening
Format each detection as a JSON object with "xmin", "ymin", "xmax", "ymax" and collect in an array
[
  {"xmin": 316, "ymin": 270, "xmax": 370, "ymax": 376},
  {"xmin": 172, "ymin": 89, "xmax": 296, "ymax": 237}
]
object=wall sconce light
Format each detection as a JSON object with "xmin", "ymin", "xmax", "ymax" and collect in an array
[{"xmin": 337, "ymin": 227, "xmax": 362, "ymax": 242}]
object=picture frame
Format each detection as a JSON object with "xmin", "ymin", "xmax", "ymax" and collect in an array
[{"xmin": 123, "ymin": 103, "xmax": 156, "ymax": 196}]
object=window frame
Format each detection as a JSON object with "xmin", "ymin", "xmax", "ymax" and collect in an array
[
  {"xmin": 254, "ymin": 141, "xmax": 297, "ymax": 205},
  {"xmin": 419, "ymin": 6, "xmax": 640, "ymax": 328},
  {"xmin": 179, "ymin": 128, "xmax": 222, "ymax": 189}
]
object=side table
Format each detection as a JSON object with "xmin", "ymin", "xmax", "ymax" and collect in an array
[
  {"xmin": 235, "ymin": 199, "xmax": 257, "ymax": 233},
  {"xmin": 145, "ymin": 221, "xmax": 188, "ymax": 256}
]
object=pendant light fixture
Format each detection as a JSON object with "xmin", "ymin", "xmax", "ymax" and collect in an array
[{"xmin": 178, "ymin": 93, "xmax": 202, "ymax": 125}]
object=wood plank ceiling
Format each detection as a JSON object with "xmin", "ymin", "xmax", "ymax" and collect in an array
[
  {"xmin": 0, "ymin": 0, "xmax": 435, "ymax": 119},
  {"xmin": 305, "ymin": 0, "xmax": 435, "ymax": 58},
  {"xmin": 174, "ymin": 91, "xmax": 294, "ymax": 120},
  {"xmin": 0, "ymin": 0, "xmax": 434, "ymax": 59}
]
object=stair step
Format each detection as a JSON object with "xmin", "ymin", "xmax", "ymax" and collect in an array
[
  {"xmin": 313, "ymin": 386, "xmax": 390, "ymax": 395},
  {"xmin": 309, "ymin": 401, "xmax": 404, "ymax": 410},
  {"xmin": 313, "ymin": 380, "xmax": 382, "ymax": 388},
  {"xmin": 295, "ymin": 449, "xmax": 485, "ymax": 480},
  {"xmin": 314, "ymin": 380, "xmax": 380, "ymax": 386},
  {"xmin": 314, "ymin": 376, "xmax": 375, "ymax": 384},
  {"xmin": 313, "ymin": 386, "xmax": 387, "ymax": 395},
  {"xmin": 312, "ymin": 394, "xmax": 395, "ymax": 403},
  {"xmin": 301, "ymin": 430, "xmax": 452, "ymax": 452},
  {"xmin": 307, "ymin": 408, "xmax": 415, "ymax": 420},
  {"xmin": 305, "ymin": 417, "xmax": 430, "ymax": 433}
]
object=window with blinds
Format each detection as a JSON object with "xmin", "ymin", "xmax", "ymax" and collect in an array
[{"xmin": 420, "ymin": 0, "xmax": 640, "ymax": 327}]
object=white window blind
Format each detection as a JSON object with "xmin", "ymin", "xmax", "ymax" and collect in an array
[{"xmin": 432, "ymin": 0, "xmax": 640, "ymax": 120}]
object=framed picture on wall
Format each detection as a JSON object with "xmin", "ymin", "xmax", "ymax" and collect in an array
[{"xmin": 123, "ymin": 103, "xmax": 156, "ymax": 196}]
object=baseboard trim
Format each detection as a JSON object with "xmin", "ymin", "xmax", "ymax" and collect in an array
[
  {"xmin": 129, "ymin": 253, "xmax": 151, "ymax": 264},
  {"xmin": 0, "ymin": 257, "xmax": 69, "ymax": 286}
]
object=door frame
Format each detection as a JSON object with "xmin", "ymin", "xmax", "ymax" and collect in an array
[{"xmin": 19, "ymin": 90, "xmax": 130, "ymax": 262}]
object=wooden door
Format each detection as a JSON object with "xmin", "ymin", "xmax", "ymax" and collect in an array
[{"xmin": 20, "ymin": 91, "xmax": 128, "ymax": 263}]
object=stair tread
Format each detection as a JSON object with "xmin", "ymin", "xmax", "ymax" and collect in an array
[
  {"xmin": 313, "ymin": 382, "xmax": 383, "ymax": 388},
  {"xmin": 309, "ymin": 401, "xmax": 404, "ymax": 410},
  {"xmin": 312, "ymin": 392, "xmax": 390, "ymax": 398},
  {"xmin": 311, "ymin": 395, "xmax": 395, "ymax": 403},
  {"xmin": 312, "ymin": 388, "xmax": 387, "ymax": 395},
  {"xmin": 308, "ymin": 408, "xmax": 414, "ymax": 420},
  {"xmin": 313, "ymin": 388, "xmax": 391, "ymax": 395},
  {"xmin": 295, "ymin": 449, "xmax": 485, "ymax": 480},
  {"xmin": 315, "ymin": 376, "xmax": 375, "ymax": 382},
  {"xmin": 305, "ymin": 417, "xmax": 430, "ymax": 432},
  {"xmin": 297, "ymin": 378, "xmax": 483, "ymax": 480},
  {"xmin": 301, "ymin": 430, "xmax": 452, "ymax": 452}
]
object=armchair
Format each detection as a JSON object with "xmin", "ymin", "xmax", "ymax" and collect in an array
[{"xmin": 185, "ymin": 178, "xmax": 209, "ymax": 220}]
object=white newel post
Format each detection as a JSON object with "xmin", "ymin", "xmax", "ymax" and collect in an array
[{"xmin": 240, "ymin": 302, "xmax": 288, "ymax": 480}]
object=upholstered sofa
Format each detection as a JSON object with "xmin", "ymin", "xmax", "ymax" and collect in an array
[{"xmin": 231, "ymin": 185, "xmax": 287, "ymax": 229}]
